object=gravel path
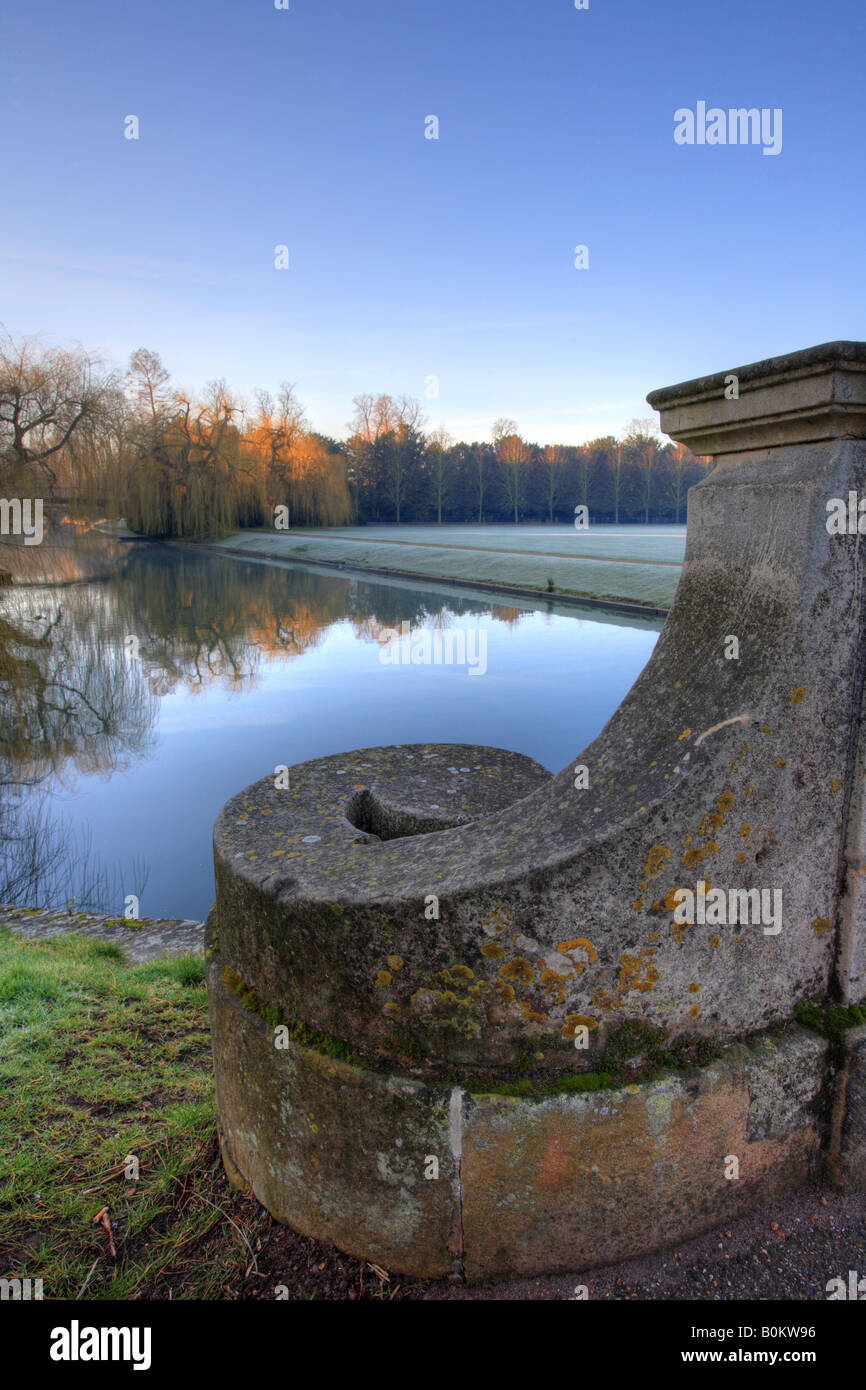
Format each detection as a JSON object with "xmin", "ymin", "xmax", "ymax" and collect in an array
[{"xmin": 419, "ymin": 1186, "xmax": 866, "ymax": 1300}]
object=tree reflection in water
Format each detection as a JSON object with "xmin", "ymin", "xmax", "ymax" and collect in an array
[{"xmin": 0, "ymin": 531, "xmax": 521, "ymax": 910}]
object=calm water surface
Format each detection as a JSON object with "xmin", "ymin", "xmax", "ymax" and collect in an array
[{"xmin": 0, "ymin": 544, "xmax": 662, "ymax": 919}]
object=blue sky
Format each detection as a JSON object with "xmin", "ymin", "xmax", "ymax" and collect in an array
[{"xmin": 2, "ymin": 0, "xmax": 863, "ymax": 445}]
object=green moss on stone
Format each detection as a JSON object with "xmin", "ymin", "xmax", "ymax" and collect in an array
[
  {"xmin": 795, "ymin": 998, "xmax": 866, "ymax": 1043},
  {"xmin": 221, "ymin": 965, "xmax": 363, "ymax": 1065}
]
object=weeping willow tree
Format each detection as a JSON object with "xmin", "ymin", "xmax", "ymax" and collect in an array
[
  {"xmin": 281, "ymin": 433, "xmax": 353, "ymax": 526},
  {"xmin": 245, "ymin": 386, "xmax": 353, "ymax": 529},
  {"xmin": 122, "ymin": 355, "xmax": 352, "ymax": 538},
  {"xmin": 124, "ymin": 377, "xmax": 254, "ymax": 538}
]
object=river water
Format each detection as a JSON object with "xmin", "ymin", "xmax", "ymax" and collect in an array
[{"xmin": 0, "ymin": 539, "xmax": 662, "ymax": 920}]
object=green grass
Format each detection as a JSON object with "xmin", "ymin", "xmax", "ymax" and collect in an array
[{"xmin": 0, "ymin": 925, "xmax": 262, "ymax": 1299}]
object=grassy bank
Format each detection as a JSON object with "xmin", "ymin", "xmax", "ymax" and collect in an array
[
  {"xmin": 202, "ymin": 526, "xmax": 682, "ymax": 611},
  {"xmin": 0, "ymin": 925, "xmax": 256, "ymax": 1299},
  {"xmin": 0, "ymin": 925, "xmax": 424, "ymax": 1299}
]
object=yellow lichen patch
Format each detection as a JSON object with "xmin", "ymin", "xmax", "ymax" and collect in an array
[
  {"xmin": 519, "ymin": 1001, "xmax": 548, "ymax": 1023},
  {"xmin": 776, "ymin": 758, "xmax": 788, "ymax": 769},
  {"xmin": 387, "ymin": 954, "xmax": 404, "ymax": 972},
  {"xmin": 761, "ymin": 724, "xmax": 771, "ymax": 735},
  {"xmin": 383, "ymin": 1001, "xmax": 399, "ymax": 1015},
  {"xmin": 561, "ymin": 1013, "xmax": 598, "ymax": 1038},
  {"xmin": 644, "ymin": 845, "xmax": 671, "ymax": 878},
  {"xmin": 688, "ymin": 982, "xmax": 701, "ymax": 993},
  {"xmin": 557, "ymin": 938, "xmax": 598, "ymax": 971},
  {"xmin": 832, "ymin": 777, "xmax": 843, "ymax": 792},
  {"xmin": 481, "ymin": 940, "xmax": 506, "ymax": 959},
  {"xmin": 678, "ymin": 728, "xmax": 692, "ymax": 741},
  {"xmin": 539, "ymin": 969, "xmax": 568, "ymax": 1005},
  {"xmin": 682, "ymin": 835, "xmax": 693, "ymax": 847},
  {"xmin": 811, "ymin": 917, "xmax": 832, "ymax": 936},
  {"xmin": 662, "ymin": 886, "xmax": 681, "ymax": 912},
  {"xmin": 791, "ymin": 687, "xmax": 805, "ymax": 706},
  {"xmin": 648, "ymin": 931, "xmax": 660, "ymax": 943},
  {"xmin": 617, "ymin": 951, "xmax": 658, "ymax": 995},
  {"xmin": 449, "ymin": 964, "xmax": 474, "ymax": 982},
  {"xmin": 739, "ymin": 824, "xmax": 752, "ymax": 838},
  {"xmin": 717, "ymin": 790, "xmax": 735, "ymax": 814},
  {"xmin": 709, "ymin": 935, "xmax": 720, "ymax": 948},
  {"xmin": 480, "ymin": 902, "xmax": 514, "ymax": 935},
  {"xmin": 499, "ymin": 957, "xmax": 534, "ymax": 985},
  {"xmin": 698, "ymin": 812, "xmax": 724, "ymax": 835},
  {"xmin": 494, "ymin": 982, "xmax": 516, "ymax": 1003},
  {"xmin": 375, "ymin": 971, "xmax": 392, "ymax": 989},
  {"xmin": 689, "ymin": 1004, "xmax": 701, "ymax": 1019},
  {"xmin": 737, "ymin": 851, "xmax": 747, "ymax": 863},
  {"xmin": 746, "ymin": 785, "xmax": 757, "ymax": 797},
  {"xmin": 632, "ymin": 898, "xmax": 644, "ymax": 911},
  {"xmin": 682, "ymin": 842, "xmax": 717, "ymax": 869}
]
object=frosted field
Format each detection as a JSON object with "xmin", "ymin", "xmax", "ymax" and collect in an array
[
  {"xmin": 313, "ymin": 524, "xmax": 686, "ymax": 566},
  {"xmin": 211, "ymin": 524, "xmax": 687, "ymax": 610}
]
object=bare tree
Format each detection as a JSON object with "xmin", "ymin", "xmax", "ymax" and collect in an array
[
  {"xmin": 127, "ymin": 348, "xmax": 172, "ymax": 426},
  {"xmin": 623, "ymin": 417, "xmax": 661, "ymax": 524},
  {"xmin": 496, "ymin": 426, "xmax": 529, "ymax": 525},
  {"xmin": 667, "ymin": 442, "xmax": 691, "ymax": 523},
  {"xmin": 0, "ymin": 332, "xmax": 114, "ymax": 492},
  {"xmin": 610, "ymin": 441, "xmax": 625, "ymax": 524},
  {"xmin": 577, "ymin": 444, "xmax": 597, "ymax": 511},
  {"xmin": 491, "ymin": 417, "xmax": 517, "ymax": 451},
  {"xmin": 541, "ymin": 443, "xmax": 565, "ymax": 522},
  {"xmin": 348, "ymin": 393, "xmax": 425, "ymax": 524},
  {"xmin": 426, "ymin": 426, "xmax": 453, "ymax": 524}
]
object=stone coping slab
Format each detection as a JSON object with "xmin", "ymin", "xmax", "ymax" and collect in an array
[{"xmin": 647, "ymin": 341, "xmax": 866, "ymax": 456}]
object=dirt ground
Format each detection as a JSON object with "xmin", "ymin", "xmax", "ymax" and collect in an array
[{"xmin": 228, "ymin": 1183, "xmax": 866, "ymax": 1302}]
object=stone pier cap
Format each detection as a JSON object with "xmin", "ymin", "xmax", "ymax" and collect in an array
[
  {"xmin": 214, "ymin": 341, "xmax": 866, "ymax": 1077},
  {"xmin": 647, "ymin": 340, "xmax": 866, "ymax": 457}
]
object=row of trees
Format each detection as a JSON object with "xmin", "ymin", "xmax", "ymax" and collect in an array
[
  {"xmin": 0, "ymin": 333, "xmax": 709, "ymax": 538},
  {"xmin": 0, "ymin": 335, "xmax": 354, "ymax": 539},
  {"xmin": 346, "ymin": 398, "xmax": 706, "ymax": 526}
]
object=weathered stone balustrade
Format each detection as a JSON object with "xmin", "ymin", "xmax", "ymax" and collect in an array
[{"xmin": 209, "ymin": 343, "xmax": 866, "ymax": 1280}]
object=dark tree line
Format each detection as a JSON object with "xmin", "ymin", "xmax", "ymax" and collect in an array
[{"xmin": 344, "ymin": 403, "xmax": 707, "ymax": 526}]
